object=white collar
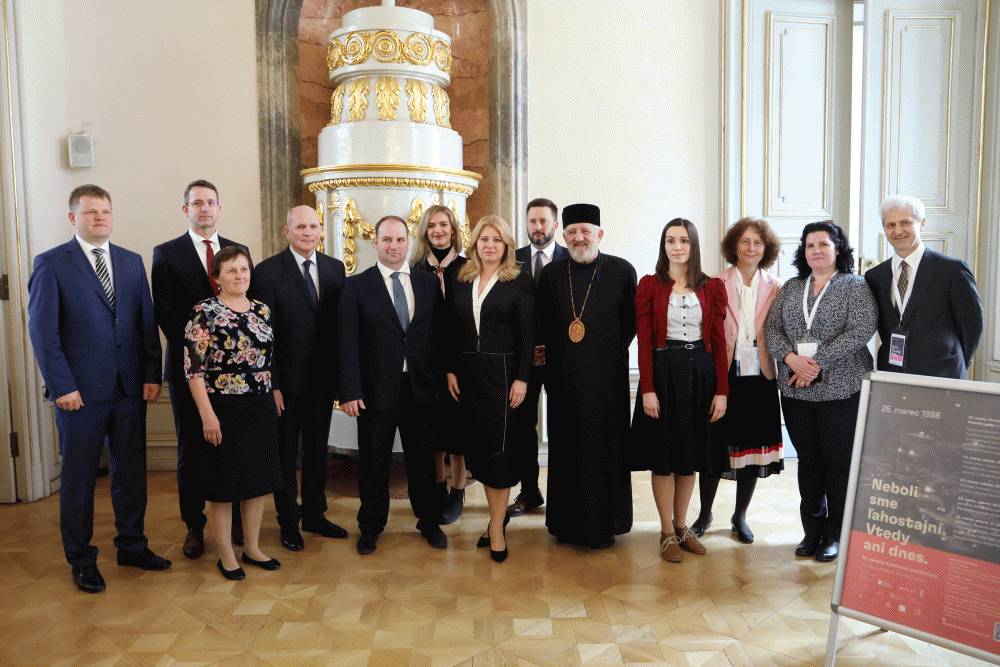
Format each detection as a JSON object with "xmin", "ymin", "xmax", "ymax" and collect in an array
[
  {"xmin": 377, "ymin": 261, "xmax": 410, "ymax": 279},
  {"xmin": 289, "ymin": 246, "xmax": 317, "ymax": 268},
  {"xmin": 76, "ymin": 235, "xmax": 111, "ymax": 255},
  {"xmin": 530, "ymin": 239, "xmax": 556, "ymax": 257},
  {"xmin": 189, "ymin": 229, "xmax": 220, "ymax": 246},
  {"xmin": 892, "ymin": 242, "xmax": 925, "ymax": 270}
]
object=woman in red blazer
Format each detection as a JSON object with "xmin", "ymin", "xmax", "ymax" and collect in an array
[{"xmin": 632, "ymin": 218, "xmax": 728, "ymax": 563}]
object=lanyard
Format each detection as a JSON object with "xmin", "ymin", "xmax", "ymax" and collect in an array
[
  {"xmin": 802, "ymin": 274, "xmax": 833, "ymax": 333},
  {"xmin": 738, "ymin": 272, "xmax": 758, "ymax": 343}
]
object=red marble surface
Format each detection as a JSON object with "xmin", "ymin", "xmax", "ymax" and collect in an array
[{"xmin": 298, "ymin": 0, "xmax": 492, "ymax": 222}]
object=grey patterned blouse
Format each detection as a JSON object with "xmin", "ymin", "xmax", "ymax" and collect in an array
[{"xmin": 764, "ymin": 272, "xmax": 877, "ymax": 402}]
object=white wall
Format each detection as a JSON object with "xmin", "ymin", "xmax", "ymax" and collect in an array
[
  {"xmin": 527, "ymin": 0, "xmax": 722, "ymax": 276},
  {"xmin": 15, "ymin": 0, "xmax": 262, "ymax": 265}
]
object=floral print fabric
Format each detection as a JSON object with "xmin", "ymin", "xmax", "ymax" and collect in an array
[{"xmin": 183, "ymin": 297, "xmax": 273, "ymax": 394}]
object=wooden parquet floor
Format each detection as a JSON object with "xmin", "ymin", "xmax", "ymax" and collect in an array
[{"xmin": 0, "ymin": 463, "xmax": 989, "ymax": 666}]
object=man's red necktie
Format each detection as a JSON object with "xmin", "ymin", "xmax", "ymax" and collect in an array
[{"xmin": 204, "ymin": 240, "xmax": 219, "ymax": 295}]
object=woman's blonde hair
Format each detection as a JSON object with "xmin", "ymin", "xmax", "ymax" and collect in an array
[
  {"xmin": 409, "ymin": 204, "xmax": 462, "ymax": 267},
  {"xmin": 457, "ymin": 215, "xmax": 521, "ymax": 282}
]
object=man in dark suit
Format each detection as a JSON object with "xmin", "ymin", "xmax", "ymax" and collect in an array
[
  {"xmin": 866, "ymin": 194, "xmax": 984, "ymax": 379},
  {"xmin": 250, "ymin": 206, "xmax": 347, "ymax": 551},
  {"xmin": 508, "ymin": 197, "xmax": 568, "ymax": 517},
  {"xmin": 338, "ymin": 215, "xmax": 448, "ymax": 555},
  {"xmin": 28, "ymin": 184, "xmax": 171, "ymax": 593},
  {"xmin": 151, "ymin": 179, "xmax": 245, "ymax": 558}
]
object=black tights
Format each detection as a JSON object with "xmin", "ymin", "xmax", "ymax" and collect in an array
[{"xmin": 695, "ymin": 470, "xmax": 758, "ymax": 523}]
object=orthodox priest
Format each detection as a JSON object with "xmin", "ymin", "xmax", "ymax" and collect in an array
[{"xmin": 537, "ymin": 203, "xmax": 637, "ymax": 549}]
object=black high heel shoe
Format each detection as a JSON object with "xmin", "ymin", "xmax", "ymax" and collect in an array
[
  {"xmin": 477, "ymin": 513, "xmax": 510, "ymax": 548},
  {"xmin": 691, "ymin": 513, "xmax": 712, "ymax": 538},
  {"xmin": 490, "ymin": 515, "xmax": 509, "ymax": 563}
]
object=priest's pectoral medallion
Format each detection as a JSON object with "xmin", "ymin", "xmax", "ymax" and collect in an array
[{"xmin": 568, "ymin": 318, "xmax": 585, "ymax": 343}]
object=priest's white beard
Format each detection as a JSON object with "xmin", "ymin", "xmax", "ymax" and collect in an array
[{"xmin": 568, "ymin": 242, "xmax": 599, "ymax": 264}]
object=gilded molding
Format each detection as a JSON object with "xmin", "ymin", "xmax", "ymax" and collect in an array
[
  {"xmin": 448, "ymin": 199, "xmax": 471, "ymax": 249},
  {"xmin": 315, "ymin": 201, "xmax": 325, "ymax": 253},
  {"xmin": 327, "ymin": 30, "xmax": 452, "ymax": 74},
  {"xmin": 308, "ymin": 176, "xmax": 476, "ymax": 196},
  {"xmin": 347, "ymin": 78, "xmax": 370, "ymax": 122},
  {"xmin": 375, "ymin": 76, "xmax": 400, "ymax": 121},
  {"xmin": 432, "ymin": 85, "xmax": 451, "ymax": 128},
  {"xmin": 329, "ymin": 83, "xmax": 344, "ymax": 125},
  {"xmin": 407, "ymin": 197, "xmax": 425, "ymax": 236},
  {"xmin": 341, "ymin": 198, "xmax": 375, "ymax": 275},
  {"xmin": 406, "ymin": 79, "xmax": 428, "ymax": 123}
]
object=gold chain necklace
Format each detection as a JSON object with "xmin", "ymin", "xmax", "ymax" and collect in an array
[{"xmin": 567, "ymin": 260, "xmax": 598, "ymax": 343}]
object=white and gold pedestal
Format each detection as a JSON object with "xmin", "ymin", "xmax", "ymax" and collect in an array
[{"xmin": 303, "ymin": 1, "xmax": 481, "ymax": 454}]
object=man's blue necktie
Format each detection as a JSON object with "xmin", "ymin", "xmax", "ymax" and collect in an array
[{"xmin": 391, "ymin": 271, "xmax": 409, "ymax": 330}]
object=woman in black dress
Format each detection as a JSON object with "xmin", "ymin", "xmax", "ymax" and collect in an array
[
  {"xmin": 445, "ymin": 215, "xmax": 534, "ymax": 562},
  {"xmin": 411, "ymin": 205, "xmax": 469, "ymax": 524},
  {"xmin": 185, "ymin": 246, "xmax": 283, "ymax": 580}
]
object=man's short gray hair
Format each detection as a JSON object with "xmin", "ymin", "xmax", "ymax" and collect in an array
[{"xmin": 879, "ymin": 194, "xmax": 925, "ymax": 222}]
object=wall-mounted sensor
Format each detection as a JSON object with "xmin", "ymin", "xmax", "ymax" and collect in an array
[{"xmin": 68, "ymin": 133, "xmax": 94, "ymax": 168}]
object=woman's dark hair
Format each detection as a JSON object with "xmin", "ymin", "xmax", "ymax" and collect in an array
[
  {"xmin": 721, "ymin": 217, "xmax": 781, "ymax": 269},
  {"xmin": 655, "ymin": 218, "xmax": 709, "ymax": 289},
  {"xmin": 791, "ymin": 220, "xmax": 855, "ymax": 278},
  {"xmin": 211, "ymin": 245, "xmax": 252, "ymax": 279}
]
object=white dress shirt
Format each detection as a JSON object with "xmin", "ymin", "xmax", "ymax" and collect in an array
[
  {"xmin": 891, "ymin": 242, "xmax": 925, "ymax": 314},
  {"xmin": 290, "ymin": 247, "xmax": 319, "ymax": 299},
  {"xmin": 189, "ymin": 229, "xmax": 220, "ymax": 275},
  {"xmin": 471, "ymin": 272, "xmax": 499, "ymax": 334},
  {"xmin": 377, "ymin": 261, "xmax": 415, "ymax": 371},
  {"xmin": 530, "ymin": 239, "xmax": 557, "ymax": 277},
  {"xmin": 75, "ymin": 235, "xmax": 113, "ymax": 284}
]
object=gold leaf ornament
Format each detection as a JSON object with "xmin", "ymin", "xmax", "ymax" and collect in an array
[
  {"xmin": 343, "ymin": 32, "xmax": 372, "ymax": 65},
  {"xmin": 371, "ymin": 31, "xmax": 401, "ymax": 61},
  {"xmin": 403, "ymin": 33, "xmax": 432, "ymax": 65},
  {"xmin": 375, "ymin": 77, "xmax": 400, "ymax": 121},
  {"xmin": 432, "ymin": 86, "xmax": 451, "ymax": 128},
  {"xmin": 407, "ymin": 198, "xmax": 425, "ymax": 237},
  {"xmin": 347, "ymin": 79, "xmax": 370, "ymax": 122},
  {"xmin": 406, "ymin": 80, "xmax": 428, "ymax": 123},
  {"xmin": 329, "ymin": 83, "xmax": 345, "ymax": 125}
]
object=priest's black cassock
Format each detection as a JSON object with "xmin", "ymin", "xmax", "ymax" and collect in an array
[{"xmin": 538, "ymin": 252, "xmax": 637, "ymax": 545}]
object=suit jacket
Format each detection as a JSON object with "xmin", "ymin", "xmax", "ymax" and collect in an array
[
  {"xmin": 28, "ymin": 238, "xmax": 161, "ymax": 402},
  {"xmin": 717, "ymin": 266, "xmax": 782, "ymax": 380},
  {"xmin": 338, "ymin": 265, "xmax": 442, "ymax": 411},
  {"xmin": 249, "ymin": 247, "xmax": 345, "ymax": 397},
  {"xmin": 151, "ymin": 232, "xmax": 244, "ymax": 383},
  {"xmin": 635, "ymin": 274, "xmax": 729, "ymax": 396},
  {"xmin": 865, "ymin": 248, "xmax": 984, "ymax": 379},
  {"xmin": 515, "ymin": 243, "xmax": 569, "ymax": 281}
]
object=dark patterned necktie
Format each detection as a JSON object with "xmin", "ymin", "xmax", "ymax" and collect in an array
[
  {"xmin": 302, "ymin": 259, "xmax": 318, "ymax": 307},
  {"xmin": 897, "ymin": 261, "xmax": 909, "ymax": 303},
  {"xmin": 91, "ymin": 248, "xmax": 115, "ymax": 309},
  {"xmin": 391, "ymin": 272, "xmax": 409, "ymax": 330}
]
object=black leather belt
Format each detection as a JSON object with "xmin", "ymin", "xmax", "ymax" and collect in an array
[{"xmin": 659, "ymin": 340, "xmax": 705, "ymax": 351}]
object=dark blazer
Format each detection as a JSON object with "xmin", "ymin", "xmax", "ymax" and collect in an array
[
  {"xmin": 151, "ymin": 232, "xmax": 244, "ymax": 383},
  {"xmin": 249, "ymin": 248, "xmax": 345, "ymax": 397},
  {"xmin": 445, "ymin": 271, "xmax": 535, "ymax": 382},
  {"xmin": 865, "ymin": 248, "xmax": 984, "ymax": 379},
  {"xmin": 28, "ymin": 238, "xmax": 161, "ymax": 401},
  {"xmin": 515, "ymin": 243, "xmax": 569, "ymax": 280},
  {"xmin": 338, "ymin": 265, "xmax": 442, "ymax": 410}
]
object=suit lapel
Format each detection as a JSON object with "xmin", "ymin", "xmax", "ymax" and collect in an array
[
  {"xmin": 66, "ymin": 239, "xmax": 114, "ymax": 311},
  {"xmin": 900, "ymin": 251, "xmax": 936, "ymax": 326},
  {"xmin": 754, "ymin": 271, "xmax": 774, "ymax": 323},
  {"xmin": 179, "ymin": 234, "xmax": 213, "ymax": 295},
  {"xmin": 369, "ymin": 267, "xmax": 403, "ymax": 330}
]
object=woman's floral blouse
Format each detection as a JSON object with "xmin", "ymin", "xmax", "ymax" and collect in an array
[{"xmin": 184, "ymin": 297, "xmax": 274, "ymax": 395}]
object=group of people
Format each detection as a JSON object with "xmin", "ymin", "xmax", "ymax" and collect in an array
[{"xmin": 27, "ymin": 181, "xmax": 984, "ymax": 592}]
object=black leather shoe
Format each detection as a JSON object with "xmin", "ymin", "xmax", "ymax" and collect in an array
[
  {"xmin": 231, "ymin": 524, "xmax": 244, "ymax": 548},
  {"xmin": 117, "ymin": 548, "xmax": 172, "ymax": 570},
  {"xmin": 182, "ymin": 528, "xmax": 205, "ymax": 559},
  {"xmin": 302, "ymin": 516, "xmax": 348, "ymax": 539},
  {"xmin": 439, "ymin": 488, "xmax": 465, "ymax": 525},
  {"xmin": 691, "ymin": 513, "xmax": 713, "ymax": 537},
  {"xmin": 422, "ymin": 527, "xmax": 448, "ymax": 549},
  {"xmin": 280, "ymin": 527, "xmax": 305, "ymax": 551},
  {"xmin": 72, "ymin": 565, "xmax": 106, "ymax": 593},
  {"xmin": 730, "ymin": 516, "xmax": 754, "ymax": 544},
  {"xmin": 216, "ymin": 559, "xmax": 245, "ymax": 580},
  {"xmin": 815, "ymin": 538, "xmax": 839, "ymax": 562},
  {"xmin": 795, "ymin": 533, "xmax": 823, "ymax": 557},
  {"xmin": 241, "ymin": 553, "xmax": 281, "ymax": 570},
  {"xmin": 357, "ymin": 533, "xmax": 379, "ymax": 555},
  {"xmin": 506, "ymin": 490, "xmax": 544, "ymax": 517}
]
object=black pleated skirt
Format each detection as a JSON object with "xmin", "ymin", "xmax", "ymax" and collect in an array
[
  {"xmin": 711, "ymin": 361, "xmax": 784, "ymax": 479},
  {"xmin": 458, "ymin": 351, "xmax": 521, "ymax": 488},
  {"xmin": 201, "ymin": 393, "xmax": 283, "ymax": 502},
  {"xmin": 629, "ymin": 345, "xmax": 728, "ymax": 475}
]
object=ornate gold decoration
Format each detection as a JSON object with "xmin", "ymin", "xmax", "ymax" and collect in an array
[
  {"xmin": 407, "ymin": 197, "xmax": 425, "ymax": 237},
  {"xmin": 406, "ymin": 79, "xmax": 428, "ymax": 123},
  {"xmin": 301, "ymin": 162, "xmax": 482, "ymax": 182},
  {"xmin": 327, "ymin": 30, "xmax": 451, "ymax": 73},
  {"xmin": 308, "ymin": 177, "xmax": 475, "ymax": 196},
  {"xmin": 432, "ymin": 85, "xmax": 451, "ymax": 128},
  {"xmin": 315, "ymin": 201, "xmax": 325, "ymax": 253},
  {"xmin": 329, "ymin": 83, "xmax": 344, "ymax": 125},
  {"xmin": 375, "ymin": 77, "xmax": 400, "ymax": 121},
  {"xmin": 457, "ymin": 207, "xmax": 471, "ymax": 250},
  {"xmin": 347, "ymin": 79, "xmax": 370, "ymax": 122},
  {"xmin": 341, "ymin": 198, "xmax": 375, "ymax": 275}
]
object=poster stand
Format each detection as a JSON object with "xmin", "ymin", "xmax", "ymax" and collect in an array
[{"xmin": 825, "ymin": 372, "xmax": 1000, "ymax": 666}]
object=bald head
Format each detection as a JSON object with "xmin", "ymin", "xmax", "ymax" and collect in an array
[{"xmin": 285, "ymin": 205, "xmax": 322, "ymax": 258}]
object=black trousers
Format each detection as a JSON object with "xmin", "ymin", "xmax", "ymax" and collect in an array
[
  {"xmin": 515, "ymin": 364, "xmax": 546, "ymax": 495},
  {"xmin": 56, "ymin": 392, "xmax": 147, "ymax": 567},
  {"xmin": 781, "ymin": 392, "xmax": 860, "ymax": 541},
  {"xmin": 168, "ymin": 379, "xmax": 239, "ymax": 531},
  {"xmin": 356, "ymin": 377, "xmax": 444, "ymax": 536},
  {"xmin": 273, "ymin": 392, "xmax": 334, "ymax": 529}
]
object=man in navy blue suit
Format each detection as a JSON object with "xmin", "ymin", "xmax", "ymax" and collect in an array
[
  {"xmin": 28, "ymin": 184, "xmax": 170, "ymax": 593},
  {"xmin": 508, "ymin": 198, "xmax": 567, "ymax": 517}
]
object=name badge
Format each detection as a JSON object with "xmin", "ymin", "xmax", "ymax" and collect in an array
[
  {"xmin": 888, "ymin": 332, "xmax": 907, "ymax": 367},
  {"xmin": 736, "ymin": 342, "xmax": 760, "ymax": 377},
  {"xmin": 796, "ymin": 338, "xmax": 819, "ymax": 359}
]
